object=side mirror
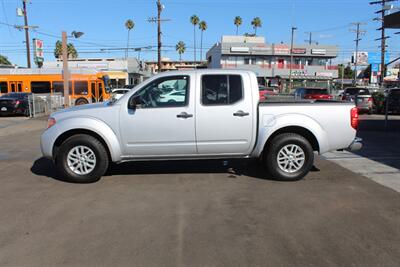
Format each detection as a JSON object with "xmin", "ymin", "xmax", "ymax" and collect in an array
[{"xmin": 128, "ymin": 95, "xmax": 141, "ymax": 110}]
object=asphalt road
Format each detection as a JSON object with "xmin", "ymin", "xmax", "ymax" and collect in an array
[{"xmin": 0, "ymin": 117, "xmax": 399, "ymax": 267}]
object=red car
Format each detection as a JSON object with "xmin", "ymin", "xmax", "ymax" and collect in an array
[
  {"xmin": 259, "ymin": 85, "xmax": 277, "ymax": 101},
  {"xmin": 294, "ymin": 88, "xmax": 333, "ymax": 100}
]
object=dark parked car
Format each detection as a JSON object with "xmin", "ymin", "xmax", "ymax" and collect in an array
[
  {"xmin": 384, "ymin": 88, "xmax": 400, "ymax": 114},
  {"xmin": 342, "ymin": 87, "xmax": 373, "ymax": 114},
  {"xmin": 0, "ymin": 92, "xmax": 31, "ymax": 116},
  {"xmin": 294, "ymin": 87, "xmax": 333, "ymax": 100}
]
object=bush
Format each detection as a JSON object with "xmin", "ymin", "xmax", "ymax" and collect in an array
[{"xmin": 372, "ymin": 91, "xmax": 385, "ymax": 114}]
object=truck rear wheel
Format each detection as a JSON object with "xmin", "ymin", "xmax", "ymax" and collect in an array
[
  {"xmin": 56, "ymin": 134, "xmax": 109, "ymax": 183},
  {"xmin": 264, "ymin": 133, "xmax": 314, "ymax": 181}
]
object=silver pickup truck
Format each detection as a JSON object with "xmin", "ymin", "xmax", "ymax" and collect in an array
[{"xmin": 41, "ymin": 70, "xmax": 361, "ymax": 183}]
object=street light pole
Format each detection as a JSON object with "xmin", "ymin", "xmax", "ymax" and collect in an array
[
  {"xmin": 289, "ymin": 26, "xmax": 297, "ymax": 92},
  {"xmin": 62, "ymin": 31, "xmax": 70, "ymax": 107}
]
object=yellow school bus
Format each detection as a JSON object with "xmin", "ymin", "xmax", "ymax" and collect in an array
[{"xmin": 0, "ymin": 68, "xmax": 111, "ymax": 105}]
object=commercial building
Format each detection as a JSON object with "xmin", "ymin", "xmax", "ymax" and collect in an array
[
  {"xmin": 43, "ymin": 58, "xmax": 151, "ymax": 88},
  {"xmin": 206, "ymin": 36, "xmax": 339, "ymax": 90},
  {"xmin": 146, "ymin": 58, "xmax": 207, "ymax": 74}
]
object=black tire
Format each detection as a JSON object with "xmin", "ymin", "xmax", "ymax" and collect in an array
[
  {"xmin": 75, "ymin": 98, "xmax": 89, "ymax": 106},
  {"xmin": 55, "ymin": 134, "xmax": 109, "ymax": 183},
  {"xmin": 264, "ymin": 133, "xmax": 314, "ymax": 181}
]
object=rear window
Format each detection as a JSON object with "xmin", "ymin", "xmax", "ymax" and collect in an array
[
  {"xmin": 345, "ymin": 88, "xmax": 370, "ymax": 95},
  {"xmin": 305, "ymin": 89, "xmax": 328, "ymax": 95}
]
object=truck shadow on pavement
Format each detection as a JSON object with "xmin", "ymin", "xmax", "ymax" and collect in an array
[{"xmin": 30, "ymin": 157, "xmax": 320, "ymax": 183}]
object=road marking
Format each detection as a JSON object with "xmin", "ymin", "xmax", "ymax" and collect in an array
[{"xmin": 323, "ymin": 151, "xmax": 400, "ymax": 193}]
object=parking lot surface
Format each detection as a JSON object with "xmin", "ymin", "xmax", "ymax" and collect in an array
[{"xmin": 0, "ymin": 116, "xmax": 399, "ymax": 266}]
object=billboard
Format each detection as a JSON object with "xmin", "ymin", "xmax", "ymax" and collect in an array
[
  {"xmin": 368, "ymin": 52, "xmax": 389, "ymax": 64},
  {"xmin": 274, "ymin": 44, "xmax": 289, "ymax": 55},
  {"xmin": 353, "ymin": 52, "xmax": 368, "ymax": 65},
  {"xmin": 33, "ymin": 39, "xmax": 44, "ymax": 64}
]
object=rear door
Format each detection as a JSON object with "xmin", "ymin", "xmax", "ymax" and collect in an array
[{"xmin": 195, "ymin": 73, "xmax": 254, "ymax": 155}]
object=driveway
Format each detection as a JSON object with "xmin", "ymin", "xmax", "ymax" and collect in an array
[{"xmin": 0, "ymin": 117, "xmax": 399, "ymax": 267}]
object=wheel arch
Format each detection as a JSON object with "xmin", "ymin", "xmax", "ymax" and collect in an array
[
  {"xmin": 53, "ymin": 129, "xmax": 111, "ymax": 162},
  {"xmin": 263, "ymin": 126, "xmax": 320, "ymax": 155},
  {"xmin": 50, "ymin": 117, "xmax": 123, "ymax": 162}
]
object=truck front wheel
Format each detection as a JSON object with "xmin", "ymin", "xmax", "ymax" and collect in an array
[
  {"xmin": 264, "ymin": 133, "xmax": 314, "ymax": 181},
  {"xmin": 56, "ymin": 134, "xmax": 109, "ymax": 183}
]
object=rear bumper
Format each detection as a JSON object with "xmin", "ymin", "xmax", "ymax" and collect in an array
[{"xmin": 347, "ymin": 137, "xmax": 362, "ymax": 151}]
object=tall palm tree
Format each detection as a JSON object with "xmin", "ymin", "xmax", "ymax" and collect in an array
[
  {"xmin": 234, "ymin": 16, "xmax": 242, "ymax": 35},
  {"xmin": 251, "ymin": 17, "xmax": 262, "ymax": 36},
  {"xmin": 175, "ymin": 41, "xmax": 186, "ymax": 62},
  {"xmin": 198, "ymin": 21, "xmax": 207, "ymax": 61},
  {"xmin": 125, "ymin": 19, "xmax": 135, "ymax": 59},
  {"xmin": 54, "ymin": 40, "xmax": 78, "ymax": 59},
  {"xmin": 190, "ymin": 15, "xmax": 200, "ymax": 64}
]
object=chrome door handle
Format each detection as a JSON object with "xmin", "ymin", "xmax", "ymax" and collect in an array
[
  {"xmin": 233, "ymin": 110, "xmax": 249, "ymax": 117},
  {"xmin": 177, "ymin": 112, "xmax": 193, "ymax": 119}
]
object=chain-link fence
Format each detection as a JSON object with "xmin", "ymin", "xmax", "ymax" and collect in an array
[{"xmin": 28, "ymin": 93, "xmax": 63, "ymax": 118}]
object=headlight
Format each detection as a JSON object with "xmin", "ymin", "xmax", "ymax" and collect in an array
[{"xmin": 47, "ymin": 117, "xmax": 56, "ymax": 129}]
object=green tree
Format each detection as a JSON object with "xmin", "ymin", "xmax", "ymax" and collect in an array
[
  {"xmin": 125, "ymin": 19, "xmax": 135, "ymax": 59},
  {"xmin": 199, "ymin": 21, "xmax": 207, "ymax": 61},
  {"xmin": 190, "ymin": 15, "xmax": 200, "ymax": 63},
  {"xmin": 0, "ymin": 55, "xmax": 11, "ymax": 65},
  {"xmin": 175, "ymin": 41, "xmax": 186, "ymax": 62},
  {"xmin": 54, "ymin": 41, "xmax": 78, "ymax": 59},
  {"xmin": 234, "ymin": 16, "xmax": 242, "ymax": 35},
  {"xmin": 251, "ymin": 17, "xmax": 262, "ymax": 35},
  {"xmin": 338, "ymin": 64, "xmax": 355, "ymax": 79}
]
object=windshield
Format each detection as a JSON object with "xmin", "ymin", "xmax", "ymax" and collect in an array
[{"xmin": 102, "ymin": 75, "xmax": 111, "ymax": 93}]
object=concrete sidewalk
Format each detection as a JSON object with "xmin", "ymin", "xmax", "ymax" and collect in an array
[{"xmin": 324, "ymin": 115, "xmax": 400, "ymax": 193}]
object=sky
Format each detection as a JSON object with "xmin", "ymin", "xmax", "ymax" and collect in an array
[{"xmin": 0, "ymin": 0, "xmax": 399, "ymax": 67}]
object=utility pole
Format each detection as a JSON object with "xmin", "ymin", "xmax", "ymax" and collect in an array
[
  {"xmin": 370, "ymin": 0, "xmax": 396, "ymax": 85},
  {"xmin": 22, "ymin": 0, "xmax": 31, "ymax": 68},
  {"xmin": 148, "ymin": 1, "xmax": 170, "ymax": 73},
  {"xmin": 288, "ymin": 26, "xmax": 297, "ymax": 92},
  {"xmin": 350, "ymin": 22, "xmax": 366, "ymax": 85},
  {"xmin": 62, "ymin": 31, "xmax": 70, "ymax": 107},
  {"xmin": 305, "ymin": 31, "xmax": 313, "ymax": 45},
  {"xmin": 157, "ymin": 0, "xmax": 162, "ymax": 72}
]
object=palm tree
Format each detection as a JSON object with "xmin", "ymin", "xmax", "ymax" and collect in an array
[
  {"xmin": 251, "ymin": 17, "xmax": 262, "ymax": 35},
  {"xmin": 234, "ymin": 16, "xmax": 242, "ymax": 35},
  {"xmin": 198, "ymin": 21, "xmax": 207, "ymax": 61},
  {"xmin": 54, "ymin": 40, "xmax": 78, "ymax": 59},
  {"xmin": 175, "ymin": 41, "xmax": 186, "ymax": 62},
  {"xmin": 67, "ymin": 43, "xmax": 78, "ymax": 59},
  {"xmin": 125, "ymin": 19, "xmax": 135, "ymax": 59},
  {"xmin": 190, "ymin": 15, "xmax": 200, "ymax": 64},
  {"xmin": 0, "ymin": 55, "xmax": 11, "ymax": 65}
]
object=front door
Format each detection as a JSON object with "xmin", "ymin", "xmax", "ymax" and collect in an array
[
  {"xmin": 90, "ymin": 82, "xmax": 97, "ymax": 103},
  {"xmin": 119, "ymin": 75, "xmax": 196, "ymax": 157},
  {"xmin": 195, "ymin": 74, "xmax": 254, "ymax": 155}
]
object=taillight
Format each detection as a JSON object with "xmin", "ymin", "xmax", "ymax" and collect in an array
[
  {"xmin": 15, "ymin": 100, "xmax": 21, "ymax": 106},
  {"xmin": 351, "ymin": 107, "xmax": 359, "ymax": 130},
  {"xmin": 368, "ymin": 97, "xmax": 372, "ymax": 102}
]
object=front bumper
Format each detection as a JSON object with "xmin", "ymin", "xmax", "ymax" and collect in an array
[{"xmin": 347, "ymin": 137, "xmax": 362, "ymax": 151}]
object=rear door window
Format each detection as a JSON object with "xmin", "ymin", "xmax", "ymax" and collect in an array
[{"xmin": 201, "ymin": 75, "xmax": 243, "ymax": 105}]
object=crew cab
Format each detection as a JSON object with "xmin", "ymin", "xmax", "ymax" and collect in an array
[{"xmin": 41, "ymin": 70, "xmax": 362, "ymax": 183}]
